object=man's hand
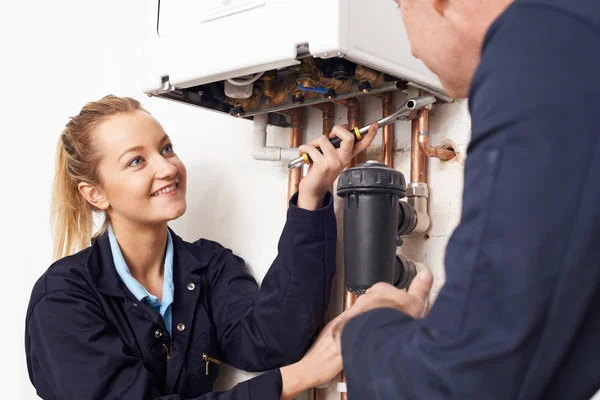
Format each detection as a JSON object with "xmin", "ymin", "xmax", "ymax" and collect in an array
[
  {"xmin": 331, "ymin": 269, "xmax": 434, "ymax": 352},
  {"xmin": 354, "ymin": 269, "xmax": 434, "ymax": 318}
]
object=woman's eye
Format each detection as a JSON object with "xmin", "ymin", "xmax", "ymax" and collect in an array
[
  {"xmin": 161, "ymin": 144, "xmax": 174, "ymax": 155},
  {"xmin": 128, "ymin": 156, "xmax": 144, "ymax": 167}
]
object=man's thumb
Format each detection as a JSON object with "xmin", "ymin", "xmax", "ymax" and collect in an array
[{"xmin": 407, "ymin": 269, "xmax": 433, "ymax": 303}]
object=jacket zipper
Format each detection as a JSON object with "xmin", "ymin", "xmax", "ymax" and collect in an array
[
  {"xmin": 162, "ymin": 343, "xmax": 172, "ymax": 362},
  {"xmin": 202, "ymin": 353, "xmax": 221, "ymax": 375}
]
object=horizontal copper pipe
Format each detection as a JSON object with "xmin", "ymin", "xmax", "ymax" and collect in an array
[
  {"xmin": 288, "ymin": 108, "xmax": 305, "ymax": 200},
  {"xmin": 417, "ymin": 109, "xmax": 456, "ymax": 161}
]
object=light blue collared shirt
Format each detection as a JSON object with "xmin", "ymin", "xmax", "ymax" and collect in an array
[{"xmin": 108, "ymin": 225, "xmax": 174, "ymax": 335}]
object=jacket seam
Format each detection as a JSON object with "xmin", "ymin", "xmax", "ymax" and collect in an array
[{"xmin": 26, "ymin": 288, "xmax": 104, "ymax": 327}]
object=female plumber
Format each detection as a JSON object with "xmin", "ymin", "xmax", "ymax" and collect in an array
[{"xmin": 25, "ymin": 95, "xmax": 377, "ymax": 399}]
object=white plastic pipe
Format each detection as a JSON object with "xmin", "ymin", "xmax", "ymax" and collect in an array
[{"xmin": 252, "ymin": 114, "xmax": 299, "ymax": 162}]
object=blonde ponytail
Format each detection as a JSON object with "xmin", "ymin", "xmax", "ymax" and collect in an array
[{"xmin": 50, "ymin": 95, "xmax": 144, "ymax": 260}]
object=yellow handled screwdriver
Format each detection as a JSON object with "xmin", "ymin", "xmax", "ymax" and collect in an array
[{"xmin": 287, "ymin": 95, "xmax": 437, "ymax": 169}]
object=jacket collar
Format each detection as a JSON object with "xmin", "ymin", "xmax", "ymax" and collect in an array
[{"xmin": 87, "ymin": 228, "xmax": 211, "ymax": 297}]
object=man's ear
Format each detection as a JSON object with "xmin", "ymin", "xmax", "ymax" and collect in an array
[{"xmin": 78, "ymin": 182, "xmax": 110, "ymax": 211}]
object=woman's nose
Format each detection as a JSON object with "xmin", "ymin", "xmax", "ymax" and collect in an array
[{"xmin": 155, "ymin": 157, "xmax": 177, "ymax": 180}]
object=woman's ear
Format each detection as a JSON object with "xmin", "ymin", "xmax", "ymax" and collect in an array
[{"xmin": 78, "ymin": 182, "xmax": 110, "ymax": 211}]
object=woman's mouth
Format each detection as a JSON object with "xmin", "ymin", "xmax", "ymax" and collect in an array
[{"xmin": 150, "ymin": 183, "xmax": 178, "ymax": 197}]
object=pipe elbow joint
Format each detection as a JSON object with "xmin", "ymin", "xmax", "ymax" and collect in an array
[
  {"xmin": 405, "ymin": 182, "xmax": 430, "ymax": 235},
  {"xmin": 251, "ymin": 147, "xmax": 281, "ymax": 161}
]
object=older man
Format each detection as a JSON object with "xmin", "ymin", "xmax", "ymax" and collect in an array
[{"xmin": 334, "ymin": 1, "xmax": 600, "ymax": 399}]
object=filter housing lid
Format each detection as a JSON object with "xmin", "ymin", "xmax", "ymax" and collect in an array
[{"xmin": 337, "ymin": 161, "xmax": 406, "ymax": 197}]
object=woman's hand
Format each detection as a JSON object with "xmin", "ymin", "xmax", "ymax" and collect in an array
[
  {"xmin": 296, "ymin": 123, "xmax": 378, "ymax": 210},
  {"xmin": 278, "ymin": 270, "xmax": 433, "ymax": 399},
  {"xmin": 278, "ymin": 299, "xmax": 376, "ymax": 400},
  {"xmin": 279, "ymin": 314, "xmax": 345, "ymax": 400}
]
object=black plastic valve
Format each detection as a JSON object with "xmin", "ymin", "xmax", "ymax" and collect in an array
[
  {"xmin": 332, "ymin": 60, "xmax": 357, "ymax": 80},
  {"xmin": 337, "ymin": 162, "xmax": 407, "ymax": 293}
]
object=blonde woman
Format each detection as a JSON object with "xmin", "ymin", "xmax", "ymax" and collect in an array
[{"xmin": 25, "ymin": 95, "xmax": 377, "ymax": 400}]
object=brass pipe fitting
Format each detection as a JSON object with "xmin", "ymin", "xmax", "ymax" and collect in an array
[
  {"xmin": 319, "ymin": 76, "xmax": 352, "ymax": 95},
  {"xmin": 261, "ymin": 70, "xmax": 287, "ymax": 106},
  {"xmin": 355, "ymin": 65, "xmax": 385, "ymax": 92},
  {"xmin": 228, "ymin": 91, "xmax": 262, "ymax": 113},
  {"xmin": 297, "ymin": 57, "xmax": 322, "ymax": 89}
]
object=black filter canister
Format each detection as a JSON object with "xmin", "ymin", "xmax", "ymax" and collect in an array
[{"xmin": 337, "ymin": 161, "xmax": 406, "ymax": 293}]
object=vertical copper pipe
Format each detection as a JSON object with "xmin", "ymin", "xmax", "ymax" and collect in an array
[
  {"xmin": 288, "ymin": 108, "xmax": 305, "ymax": 200},
  {"xmin": 340, "ymin": 101, "xmax": 363, "ymax": 400},
  {"xmin": 379, "ymin": 92, "xmax": 394, "ymax": 167},
  {"xmin": 339, "ymin": 287, "xmax": 357, "ymax": 400},
  {"xmin": 411, "ymin": 109, "xmax": 428, "ymax": 183},
  {"xmin": 334, "ymin": 98, "xmax": 363, "ymax": 168},
  {"xmin": 310, "ymin": 102, "xmax": 334, "ymax": 400},
  {"xmin": 311, "ymin": 102, "xmax": 334, "ymax": 136},
  {"xmin": 347, "ymin": 99, "xmax": 363, "ymax": 167},
  {"xmin": 333, "ymin": 98, "xmax": 363, "ymax": 399}
]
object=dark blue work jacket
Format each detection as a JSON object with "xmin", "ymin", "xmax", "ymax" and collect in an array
[
  {"xmin": 342, "ymin": 1, "xmax": 600, "ymax": 399},
  {"xmin": 26, "ymin": 193, "xmax": 336, "ymax": 399}
]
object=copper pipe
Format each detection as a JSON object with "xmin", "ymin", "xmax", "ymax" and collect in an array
[
  {"xmin": 410, "ymin": 109, "xmax": 428, "ymax": 183},
  {"xmin": 309, "ymin": 102, "xmax": 335, "ymax": 400},
  {"xmin": 339, "ymin": 291, "xmax": 357, "ymax": 400},
  {"xmin": 348, "ymin": 99, "xmax": 364, "ymax": 167},
  {"xmin": 334, "ymin": 98, "xmax": 364, "ymax": 167},
  {"xmin": 311, "ymin": 102, "xmax": 334, "ymax": 136},
  {"xmin": 314, "ymin": 390, "xmax": 326, "ymax": 400},
  {"xmin": 417, "ymin": 109, "xmax": 456, "ymax": 161},
  {"xmin": 335, "ymin": 98, "xmax": 363, "ymax": 398},
  {"xmin": 377, "ymin": 92, "xmax": 394, "ymax": 167},
  {"xmin": 288, "ymin": 108, "xmax": 305, "ymax": 200},
  {"xmin": 343, "ymin": 290, "xmax": 358, "ymax": 311}
]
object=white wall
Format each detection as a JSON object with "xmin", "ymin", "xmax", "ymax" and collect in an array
[{"xmin": 1, "ymin": 1, "xmax": 469, "ymax": 398}]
